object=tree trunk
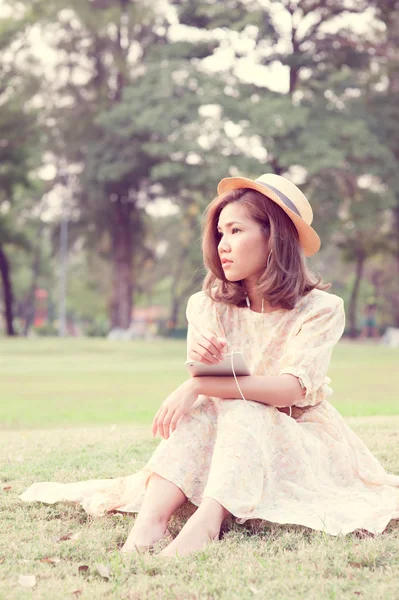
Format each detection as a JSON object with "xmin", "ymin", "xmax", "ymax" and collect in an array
[
  {"xmin": 0, "ymin": 244, "xmax": 16, "ymax": 336},
  {"xmin": 110, "ymin": 198, "xmax": 133, "ymax": 329},
  {"xmin": 348, "ymin": 250, "xmax": 365, "ymax": 339},
  {"xmin": 169, "ymin": 250, "xmax": 187, "ymax": 328},
  {"xmin": 23, "ymin": 224, "xmax": 44, "ymax": 335},
  {"xmin": 289, "ymin": 42, "xmax": 300, "ymax": 94},
  {"xmin": 393, "ymin": 199, "xmax": 399, "ymax": 327},
  {"xmin": 169, "ymin": 257, "xmax": 205, "ymax": 329},
  {"xmin": 107, "ymin": 0, "xmax": 133, "ymax": 330},
  {"xmin": 384, "ymin": 9, "xmax": 399, "ymax": 326}
]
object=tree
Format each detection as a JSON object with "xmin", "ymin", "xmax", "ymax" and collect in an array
[
  {"xmin": 332, "ymin": 184, "xmax": 393, "ymax": 336},
  {"xmin": 172, "ymin": 0, "xmax": 375, "ymax": 231},
  {"xmin": 17, "ymin": 0, "xmax": 234, "ymax": 328},
  {"xmin": 0, "ymin": 17, "xmax": 41, "ymax": 335},
  {"xmin": 147, "ymin": 0, "xmax": 396, "ymax": 325},
  {"xmin": 366, "ymin": 0, "xmax": 399, "ymax": 325},
  {"xmin": 4, "ymin": 0, "xmax": 397, "ymax": 334}
]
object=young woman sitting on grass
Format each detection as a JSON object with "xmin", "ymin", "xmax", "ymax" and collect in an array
[{"xmin": 21, "ymin": 173, "xmax": 399, "ymax": 557}]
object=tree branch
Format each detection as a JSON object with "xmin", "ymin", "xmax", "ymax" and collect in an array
[{"xmin": 300, "ymin": 6, "xmax": 366, "ymax": 46}]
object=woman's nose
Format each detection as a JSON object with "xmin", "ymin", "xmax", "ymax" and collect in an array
[{"xmin": 218, "ymin": 238, "xmax": 230, "ymax": 253}]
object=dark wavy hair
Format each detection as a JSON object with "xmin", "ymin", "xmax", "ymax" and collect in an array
[{"xmin": 202, "ymin": 188, "xmax": 330, "ymax": 310}]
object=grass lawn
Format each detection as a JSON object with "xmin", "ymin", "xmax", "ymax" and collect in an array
[
  {"xmin": 0, "ymin": 338, "xmax": 398, "ymax": 598},
  {"xmin": 1, "ymin": 337, "xmax": 398, "ymax": 428}
]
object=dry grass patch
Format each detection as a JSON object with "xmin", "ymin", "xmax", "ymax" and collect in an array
[{"xmin": 1, "ymin": 419, "xmax": 398, "ymax": 599}]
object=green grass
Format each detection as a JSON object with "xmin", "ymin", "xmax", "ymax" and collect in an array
[
  {"xmin": 0, "ymin": 338, "xmax": 398, "ymax": 428},
  {"xmin": 0, "ymin": 337, "xmax": 186, "ymax": 428},
  {"xmin": 1, "ymin": 420, "xmax": 398, "ymax": 600},
  {"xmin": 328, "ymin": 341, "xmax": 399, "ymax": 417},
  {"xmin": 0, "ymin": 338, "xmax": 398, "ymax": 598}
]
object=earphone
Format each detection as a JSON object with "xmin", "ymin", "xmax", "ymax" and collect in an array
[{"xmin": 231, "ymin": 294, "xmax": 293, "ymax": 419}]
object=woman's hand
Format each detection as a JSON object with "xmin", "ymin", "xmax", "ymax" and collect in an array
[
  {"xmin": 151, "ymin": 378, "xmax": 199, "ymax": 440},
  {"xmin": 189, "ymin": 329, "xmax": 227, "ymax": 365}
]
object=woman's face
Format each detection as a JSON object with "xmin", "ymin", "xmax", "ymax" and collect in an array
[{"xmin": 217, "ymin": 202, "xmax": 270, "ymax": 283}]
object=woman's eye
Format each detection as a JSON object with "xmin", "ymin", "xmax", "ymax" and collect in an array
[{"xmin": 217, "ymin": 228, "xmax": 240, "ymax": 237}]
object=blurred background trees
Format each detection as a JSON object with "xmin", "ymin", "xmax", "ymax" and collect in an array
[{"xmin": 0, "ymin": 0, "xmax": 398, "ymax": 337}]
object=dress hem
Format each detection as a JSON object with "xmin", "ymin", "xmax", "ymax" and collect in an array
[{"xmin": 127, "ymin": 467, "xmax": 395, "ymax": 538}]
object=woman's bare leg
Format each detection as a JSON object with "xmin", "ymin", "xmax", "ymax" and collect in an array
[
  {"xmin": 159, "ymin": 497, "xmax": 230, "ymax": 557},
  {"xmin": 121, "ymin": 473, "xmax": 187, "ymax": 552}
]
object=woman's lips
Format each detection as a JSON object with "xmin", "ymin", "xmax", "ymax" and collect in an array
[{"xmin": 222, "ymin": 260, "xmax": 233, "ymax": 268}]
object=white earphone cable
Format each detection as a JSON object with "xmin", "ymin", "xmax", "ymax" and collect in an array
[
  {"xmin": 230, "ymin": 351, "xmax": 247, "ymax": 403},
  {"xmin": 231, "ymin": 295, "xmax": 292, "ymax": 418}
]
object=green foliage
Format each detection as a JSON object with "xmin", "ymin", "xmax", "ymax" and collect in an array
[
  {"xmin": 32, "ymin": 322, "xmax": 58, "ymax": 336},
  {"xmin": 178, "ymin": 0, "xmax": 265, "ymax": 32},
  {"xmin": 1, "ymin": 0, "xmax": 399, "ymax": 332},
  {"xmin": 85, "ymin": 317, "xmax": 109, "ymax": 337}
]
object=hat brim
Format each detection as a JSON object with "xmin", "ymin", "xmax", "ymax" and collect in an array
[{"xmin": 217, "ymin": 176, "xmax": 321, "ymax": 257}]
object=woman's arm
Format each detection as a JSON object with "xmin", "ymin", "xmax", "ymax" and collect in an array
[
  {"xmin": 192, "ymin": 374, "xmax": 304, "ymax": 408},
  {"xmin": 152, "ymin": 375, "xmax": 303, "ymax": 439}
]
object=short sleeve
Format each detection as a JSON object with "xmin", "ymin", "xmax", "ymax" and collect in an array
[
  {"xmin": 278, "ymin": 295, "xmax": 345, "ymax": 407},
  {"xmin": 186, "ymin": 292, "xmax": 225, "ymax": 361}
]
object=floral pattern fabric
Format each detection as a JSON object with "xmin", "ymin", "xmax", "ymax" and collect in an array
[{"xmin": 20, "ymin": 289, "xmax": 399, "ymax": 536}]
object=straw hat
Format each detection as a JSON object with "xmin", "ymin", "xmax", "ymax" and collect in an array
[{"xmin": 217, "ymin": 173, "xmax": 321, "ymax": 256}]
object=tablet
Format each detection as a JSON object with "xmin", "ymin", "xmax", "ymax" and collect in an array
[{"xmin": 185, "ymin": 352, "xmax": 251, "ymax": 377}]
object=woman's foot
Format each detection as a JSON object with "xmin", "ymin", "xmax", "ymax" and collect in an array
[
  {"xmin": 121, "ymin": 514, "xmax": 171, "ymax": 554},
  {"xmin": 158, "ymin": 511, "xmax": 220, "ymax": 558}
]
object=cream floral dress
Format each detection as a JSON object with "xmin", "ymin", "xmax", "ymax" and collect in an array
[{"xmin": 20, "ymin": 289, "xmax": 399, "ymax": 536}]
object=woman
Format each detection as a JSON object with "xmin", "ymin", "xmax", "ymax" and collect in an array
[{"xmin": 21, "ymin": 173, "xmax": 399, "ymax": 557}]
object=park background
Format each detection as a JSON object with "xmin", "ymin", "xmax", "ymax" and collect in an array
[
  {"xmin": 0, "ymin": 0, "xmax": 399, "ymax": 340},
  {"xmin": 0, "ymin": 1, "xmax": 398, "ymax": 599}
]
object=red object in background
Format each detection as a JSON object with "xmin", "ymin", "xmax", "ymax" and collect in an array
[
  {"xmin": 33, "ymin": 289, "xmax": 49, "ymax": 327},
  {"xmin": 132, "ymin": 306, "xmax": 168, "ymax": 322}
]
